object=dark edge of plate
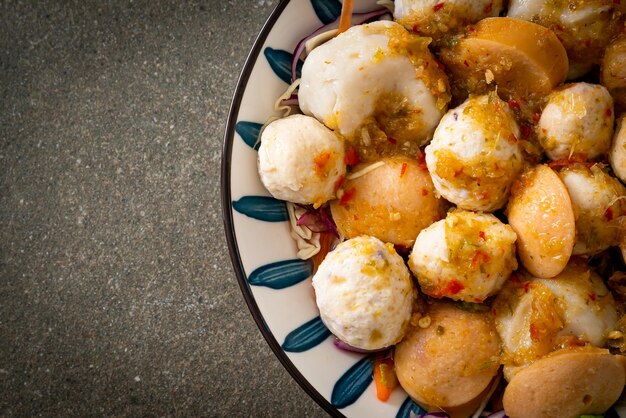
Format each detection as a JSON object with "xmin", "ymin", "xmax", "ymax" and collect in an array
[{"xmin": 220, "ymin": 1, "xmax": 345, "ymax": 417}]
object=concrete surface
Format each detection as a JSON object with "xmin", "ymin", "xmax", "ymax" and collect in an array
[{"xmin": 1, "ymin": 1, "xmax": 326, "ymax": 416}]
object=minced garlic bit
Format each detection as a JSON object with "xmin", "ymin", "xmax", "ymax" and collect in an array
[
  {"xmin": 485, "ymin": 69, "xmax": 495, "ymax": 84},
  {"xmin": 346, "ymin": 161, "xmax": 385, "ymax": 180},
  {"xmin": 410, "ymin": 313, "xmax": 422, "ymax": 327},
  {"xmin": 437, "ymin": 78, "xmax": 447, "ymax": 93},
  {"xmin": 418, "ymin": 315, "xmax": 431, "ymax": 328},
  {"xmin": 389, "ymin": 212, "xmax": 401, "ymax": 221},
  {"xmin": 608, "ymin": 330, "xmax": 624, "ymax": 340},
  {"xmin": 286, "ymin": 202, "xmax": 321, "ymax": 260}
]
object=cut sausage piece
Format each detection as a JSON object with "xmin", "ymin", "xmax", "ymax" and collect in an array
[
  {"xmin": 439, "ymin": 17, "xmax": 568, "ymax": 100},
  {"xmin": 503, "ymin": 347, "xmax": 626, "ymax": 418},
  {"xmin": 506, "ymin": 165, "xmax": 575, "ymax": 279}
]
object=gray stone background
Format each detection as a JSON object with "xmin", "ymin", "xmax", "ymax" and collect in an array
[{"xmin": 1, "ymin": 1, "xmax": 326, "ymax": 416}]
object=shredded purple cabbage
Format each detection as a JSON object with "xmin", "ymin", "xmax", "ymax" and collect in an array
[
  {"xmin": 332, "ymin": 337, "xmax": 389, "ymax": 354},
  {"xmin": 296, "ymin": 205, "xmax": 339, "ymax": 237}
]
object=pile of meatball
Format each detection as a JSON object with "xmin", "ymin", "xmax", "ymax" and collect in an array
[{"xmin": 256, "ymin": 1, "xmax": 626, "ymax": 417}]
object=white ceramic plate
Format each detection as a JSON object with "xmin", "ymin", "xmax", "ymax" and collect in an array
[
  {"xmin": 221, "ymin": 1, "xmax": 626, "ymax": 417},
  {"xmin": 222, "ymin": 1, "xmax": 424, "ymax": 416}
]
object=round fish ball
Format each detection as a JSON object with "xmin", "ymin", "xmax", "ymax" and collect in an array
[
  {"xmin": 425, "ymin": 94, "xmax": 523, "ymax": 212},
  {"xmin": 299, "ymin": 21, "xmax": 450, "ymax": 162},
  {"xmin": 558, "ymin": 163, "xmax": 626, "ymax": 256},
  {"xmin": 312, "ymin": 236, "xmax": 414, "ymax": 350},
  {"xmin": 494, "ymin": 261, "xmax": 618, "ymax": 378},
  {"xmin": 394, "ymin": 0, "xmax": 503, "ymax": 38},
  {"xmin": 257, "ymin": 114, "xmax": 346, "ymax": 208},
  {"xmin": 609, "ymin": 114, "xmax": 626, "ymax": 183},
  {"xmin": 537, "ymin": 83, "xmax": 614, "ymax": 161},
  {"xmin": 409, "ymin": 210, "xmax": 517, "ymax": 303}
]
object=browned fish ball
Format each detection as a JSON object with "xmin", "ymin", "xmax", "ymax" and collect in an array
[
  {"xmin": 330, "ymin": 156, "xmax": 445, "ymax": 248},
  {"xmin": 394, "ymin": 302, "xmax": 501, "ymax": 414}
]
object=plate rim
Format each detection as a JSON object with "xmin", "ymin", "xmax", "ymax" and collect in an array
[{"xmin": 220, "ymin": 0, "xmax": 345, "ymax": 416}]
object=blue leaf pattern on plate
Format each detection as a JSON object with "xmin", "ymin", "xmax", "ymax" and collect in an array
[
  {"xmin": 282, "ymin": 316, "xmax": 331, "ymax": 353},
  {"xmin": 311, "ymin": 0, "xmax": 342, "ymax": 24},
  {"xmin": 232, "ymin": 196, "xmax": 288, "ymax": 222},
  {"xmin": 395, "ymin": 396, "xmax": 427, "ymax": 418},
  {"xmin": 606, "ymin": 407, "xmax": 620, "ymax": 418},
  {"xmin": 248, "ymin": 259, "xmax": 313, "ymax": 289},
  {"xmin": 235, "ymin": 121, "xmax": 262, "ymax": 150},
  {"xmin": 264, "ymin": 47, "xmax": 303, "ymax": 84},
  {"xmin": 331, "ymin": 355, "xmax": 374, "ymax": 409}
]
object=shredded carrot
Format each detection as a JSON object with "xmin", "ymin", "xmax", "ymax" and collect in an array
[
  {"xmin": 337, "ymin": 0, "xmax": 354, "ymax": 35},
  {"xmin": 373, "ymin": 355, "xmax": 398, "ymax": 402},
  {"xmin": 312, "ymin": 231, "xmax": 336, "ymax": 274},
  {"xmin": 416, "ymin": 152, "xmax": 428, "ymax": 171}
]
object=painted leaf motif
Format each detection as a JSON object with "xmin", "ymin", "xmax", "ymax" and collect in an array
[
  {"xmin": 232, "ymin": 196, "xmax": 288, "ymax": 222},
  {"xmin": 395, "ymin": 396, "xmax": 427, "ymax": 418},
  {"xmin": 248, "ymin": 259, "xmax": 313, "ymax": 289},
  {"xmin": 605, "ymin": 407, "xmax": 620, "ymax": 418},
  {"xmin": 263, "ymin": 47, "xmax": 302, "ymax": 84},
  {"xmin": 235, "ymin": 121, "xmax": 262, "ymax": 150},
  {"xmin": 331, "ymin": 355, "xmax": 374, "ymax": 409},
  {"xmin": 311, "ymin": 0, "xmax": 342, "ymax": 24},
  {"xmin": 282, "ymin": 316, "xmax": 331, "ymax": 353}
]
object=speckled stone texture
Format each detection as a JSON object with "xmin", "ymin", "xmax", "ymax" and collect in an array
[{"xmin": 1, "ymin": 1, "xmax": 326, "ymax": 416}]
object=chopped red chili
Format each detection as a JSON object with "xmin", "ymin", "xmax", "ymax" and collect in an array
[
  {"xmin": 433, "ymin": 2, "xmax": 444, "ymax": 12},
  {"xmin": 471, "ymin": 250, "xmax": 490, "ymax": 269},
  {"xmin": 333, "ymin": 175, "xmax": 344, "ymax": 193},
  {"xmin": 339, "ymin": 187, "xmax": 356, "ymax": 206},
  {"xmin": 344, "ymin": 146, "xmax": 360, "ymax": 166},
  {"xmin": 520, "ymin": 123, "xmax": 531, "ymax": 138},
  {"xmin": 400, "ymin": 162, "xmax": 408, "ymax": 177}
]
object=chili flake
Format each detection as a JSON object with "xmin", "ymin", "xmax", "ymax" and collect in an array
[{"xmin": 339, "ymin": 187, "xmax": 356, "ymax": 206}]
